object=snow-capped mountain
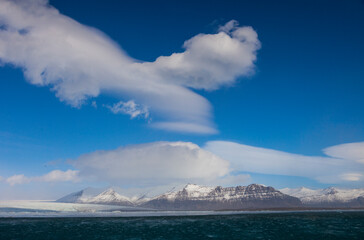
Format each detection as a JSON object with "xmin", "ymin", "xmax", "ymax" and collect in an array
[
  {"xmin": 280, "ymin": 187, "xmax": 364, "ymax": 207},
  {"xmin": 58, "ymin": 184, "xmax": 364, "ymax": 210},
  {"xmin": 57, "ymin": 184, "xmax": 302, "ymax": 210},
  {"xmin": 140, "ymin": 184, "xmax": 302, "ymax": 210},
  {"xmin": 57, "ymin": 188, "xmax": 134, "ymax": 206},
  {"xmin": 86, "ymin": 189, "xmax": 134, "ymax": 206}
]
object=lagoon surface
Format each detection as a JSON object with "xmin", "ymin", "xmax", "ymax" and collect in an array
[{"xmin": 1, "ymin": 211, "xmax": 364, "ymax": 239}]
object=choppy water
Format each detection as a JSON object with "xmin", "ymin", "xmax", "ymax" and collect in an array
[{"xmin": 1, "ymin": 211, "xmax": 364, "ymax": 239}]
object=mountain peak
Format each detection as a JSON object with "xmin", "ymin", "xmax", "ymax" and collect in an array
[
  {"xmin": 247, "ymin": 183, "xmax": 266, "ymax": 187},
  {"xmin": 245, "ymin": 183, "xmax": 268, "ymax": 191},
  {"xmin": 183, "ymin": 183, "xmax": 205, "ymax": 190},
  {"xmin": 324, "ymin": 187, "xmax": 338, "ymax": 195},
  {"xmin": 184, "ymin": 183, "xmax": 199, "ymax": 188},
  {"xmin": 100, "ymin": 188, "xmax": 117, "ymax": 195},
  {"xmin": 84, "ymin": 188, "xmax": 134, "ymax": 206}
]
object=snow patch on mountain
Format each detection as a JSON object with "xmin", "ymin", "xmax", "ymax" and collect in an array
[
  {"xmin": 159, "ymin": 184, "xmax": 215, "ymax": 200},
  {"xmin": 280, "ymin": 187, "xmax": 364, "ymax": 204}
]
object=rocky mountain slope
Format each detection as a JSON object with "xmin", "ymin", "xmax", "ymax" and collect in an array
[{"xmin": 140, "ymin": 184, "xmax": 302, "ymax": 210}]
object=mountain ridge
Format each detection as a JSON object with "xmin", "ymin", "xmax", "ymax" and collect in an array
[
  {"xmin": 57, "ymin": 184, "xmax": 364, "ymax": 210},
  {"xmin": 57, "ymin": 183, "xmax": 302, "ymax": 210},
  {"xmin": 140, "ymin": 183, "xmax": 301, "ymax": 210}
]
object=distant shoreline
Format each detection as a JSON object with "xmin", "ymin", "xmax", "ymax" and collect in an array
[{"xmin": 1, "ymin": 207, "xmax": 364, "ymax": 219}]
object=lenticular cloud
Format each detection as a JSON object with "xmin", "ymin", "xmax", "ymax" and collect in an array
[
  {"xmin": 72, "ymin": 141, "xmax": 230, "ymax": 186},
  {"xmin": 0, "ymin": 0, "xmax": 260, "ymax": 134}
]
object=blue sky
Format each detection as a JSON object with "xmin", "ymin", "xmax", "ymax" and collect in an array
[{"xmin": 0, "ymin": 0, "xmax": 364, "ymax": 199}]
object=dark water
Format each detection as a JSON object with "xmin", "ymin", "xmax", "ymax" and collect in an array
[{"xmin": 1, "ymin": 211, "xmax": 364, "ymax": 240}]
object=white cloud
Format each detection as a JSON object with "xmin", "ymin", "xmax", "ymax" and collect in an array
[
  {"xmin": 144, "ymin": 22, "xmax": 260, "ymax": 91},
  {"xmin": 71, "ymin": 141, "xmax": 230, "ymax": 186},
  {"xmin": 6, "ymin": 174, "xmax": 30, "ymax": 186},
  {"xmin": 0, "ymin": 0, "xmax": 260, "ymax": 134},
  {"xmin": 106, "ymin": 100, "xmax": 149, "ymax": 119},
  {"xmin": 36, "ymin": 169, "xmax": 79, "ymax": 183},
  {"xmin": 204, "ymin": 141, "xmax": 364, "ymax": 184},
  {"xmin": 5, "ymin": 170, "xmax": 79, "ymax": 186}
]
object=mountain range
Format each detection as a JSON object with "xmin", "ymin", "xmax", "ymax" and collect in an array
[{"xmin": 57, "ymin": 184, "xmax": 364, "ymax": 210}]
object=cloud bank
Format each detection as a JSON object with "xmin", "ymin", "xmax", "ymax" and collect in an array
[
  {"xmin": 0, "ymin": 0, "xmax": 260, "ymax": 133},
  {"xmin": 71, "ymin": 141, "xmax": 230, "ymax": 187},
  {"xmin": 205, "ymin": 141, "xmax": 364, "ymax": 184},
  {"xmin": 5, "ymin": 141, "xmax": 363, "ymax": 188}
]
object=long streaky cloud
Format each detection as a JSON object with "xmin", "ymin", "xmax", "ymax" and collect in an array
[
  {"xmin": 0, "ymin": 0, "xmax": 260, "ymax": 134},
  {"xmin": 205, "ymin": 141, "xmax": 364, "ymax": 184},
  {"xmin": 323, "ymin": 142, "xmax": 364, "ymax": 164}
]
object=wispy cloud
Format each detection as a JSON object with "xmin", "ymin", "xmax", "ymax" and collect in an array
[
  {"xmin": 340, "ymin": 173, "xmax": 363, "ymax": 182},
  {"xmin": 5, "ymin": 141, "xmax": 364, "ymax": 189},
  {"xmin": 6, "ymin": 170, "xmax": 79, "ymax": 186},
  {"xmin": 0, "ymin": 0, "xmax": 260, "ymax": 134},
  {"xmin": 204, "ymin": 141, "xmax": 364, "ymax": 184},
  {"xmin": 106, "ymin": 100, "xmax": 149, "ymax": 119}
]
